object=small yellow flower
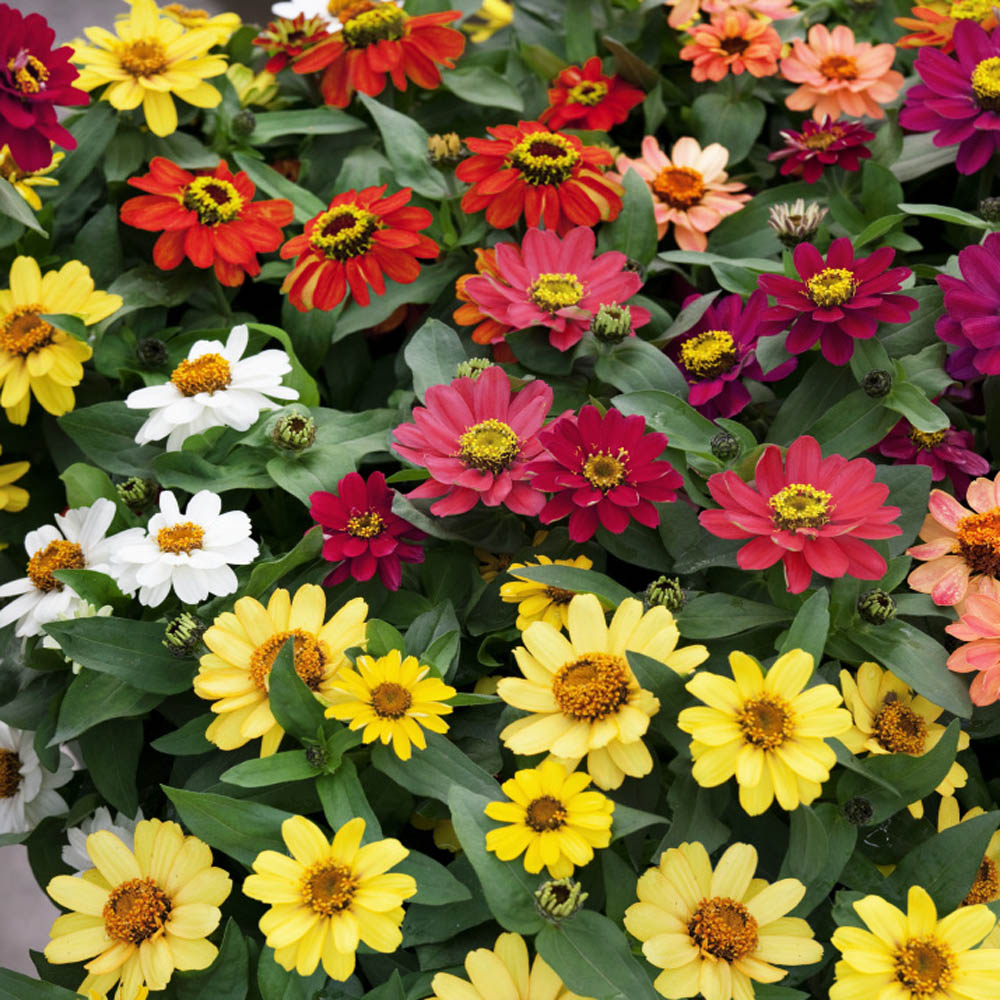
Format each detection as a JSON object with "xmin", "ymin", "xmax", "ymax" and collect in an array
[
  {"xmin": 500, "ymin": 554, "xmax": 594, "ymax": 631},
  {"xmin": 485, "ymin": 759, "xmax": 613, "ymax": 878},
  {"xmin": 0, "ymin": 446, "xmax": 29, "ymax": 513},
  {"xmin": 937, "ymin": 798, "xmax": 1000, "ymax": 908},
  {"xmin": 462, "ymin": 0, "xmax": 514, "ymax": 42},
  {"xmin": 0, "ymin": 146, "xmax": 63, "ymax": 211},
  {"xmin": 159, "ymin": 3, "xmax": 241, "ymax": 43}
]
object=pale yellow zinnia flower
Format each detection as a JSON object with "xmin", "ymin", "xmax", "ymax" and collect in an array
[
  {"xmin": 0, "ymin": 446, "xmax": 29, "ymax": 512},
  {"xmin": 500, "ymin": 554, "xmax": 594, "ymax": 631}
]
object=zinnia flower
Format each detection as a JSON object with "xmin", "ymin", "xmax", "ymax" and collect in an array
[
  {"xmin": 500, "ymin": 553, "xmax": 594, "ymax": 630},
  {"xmin": 680, "ymin": 11, "xmax": 782, "ymax": 82},
  {"xmin": 0, "ymin": 144, "xmax": 63, "ymax": 210},
  {"xmin": 527, "ymin": 405, "xmax": 683, "ymax": 543},
  {"xmin": 156, "ymin": 3, "xmax": 241, "ymax": 43},
  {"xmin": 0, "ymin": 721, "xmax": 72, "ymax": 835},
  {"xmin": 665, "ymin": 0, "xmax": 797, "ymax": 29},
  {"xmin": 757, "ymin": 237, "xmax": 918, "ymax": 366},
  {"xmin": 243, "ymin": 815, "xmax": 416, "ymax": 980},
  {"xmin": 936, "ymin": 796, "xmax": 1000, "ymax": 906},
  {"xmin": 463, "ymin": 0, "xmax": 513, "ymax": 42},
  {"xmin": 497, "ymin": 593, "xmax": 709, "ymax": 790},
  {"xmin": 0, "ymin": 445, "xmax": 28, "ymax": 513},
  {"xmin": 946, "ymin": 592, "xmax": 1000, "ymax": 704},
  {"xmin": 62, "ymin": 807, "xmax": 143, "ymax": 875},
  {"xmin": 457, "ymin": 121, "xmax": 623, "ymax": 235},
  {"xmin": 392, "ymin": 365, "xmax": 552, "ymax": 517},
  {"xmin": 253, "ymin": 13, "xmax": 330, "ymax": 72},
  {"xmin": 625, "ymin": 840, "xmax": 823, "ymax": 1000},
  {"xmin": 897, "ymin": 0, "xmax": 998, "ymax": 53},
  {"xmin": 611, "ymin": 136, "xmax": 749, "ymax": 251},
  {"xmin": 280, "ymin": 184, "xmax": 437, "ymax": 311},
  {"xmin": 768, "ymin": 115, "xmax": 874, "ymax": 182},
  {"xmin": 874, "ymin": 417, "xmax": 989, "ymax": 495},
  {"xmin": 540, "ymin": 56, "xmax": 644, "ymax": 132},
  {"xmin": 454, "ymin": 248, "xmax": 513, "ymax": 346}
]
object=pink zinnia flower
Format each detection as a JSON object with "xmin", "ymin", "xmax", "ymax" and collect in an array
[
  {"xmin": 874, "ymin": 417, "xmax": 989, "ymax": 496},
  {"xmin": 680, "ymin": 10, "xmax": 782, "ymax": 82},
  {"xmin": 768, "ymin": 116, "xmax": 874, "ymax": 183},
  {"xmin": 526, "ymin": 405, "xmax": 683, "ymax": 542},
  {"xmin": 309, "ymin": 472, "xmax": 424, "ymax": 591},
  {"xmin": 699, "ymin": 435, "xmax": 902, "ymax": 594},
  {"xmin": 462, "ymin": 227, "xmax": 651, "ymax": 353},
  {"xmin": 945, "ymin": 593, "xmax": 1000, "ymax": 705},
  {"xmin": 392, "ymin": 366, "xmax": 552, "ymax": 517},
  {"xmin": 780, "ymin": 24, "xmax": 904, "ymax": 121}
]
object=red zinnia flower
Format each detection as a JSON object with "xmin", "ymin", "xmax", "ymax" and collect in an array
[
  {"xmin": 310, "ymin": 471, "xmax": 424, "ymax": 591},
  {"xmin": 280, "ymin": 185, "xmax": 438, "ymax": 311},
  {"xmin": 457, "ymin": 121, "xmax": 623, "ymax": 235},
  {"xmin": 121, "ymin": 158, "xmax": 295, "ymax": 288},
  {"xmin": 874, "ymin": 417, "xmax": 989, "ymax": 496},
  {"xmin": 454, "ymin": 248, "xmax": 513, "ymax": 347},
  {"xmin": 392, "ymin": 366, "xmax": 552, "ymax": 517},
  {"xmin": 699, "ymin": 435, "xmax": 902, "ymax": 594},
  {"xmin": 527, "ymin": 405, "xmax": 683, "ymax": 542},
  {"xmin": 540, "ymin": 57, "xmax": 644, "ymax": 132},
  {"xmin": 252, "ymin": 14, "xmax": 331, "ymax": 73},
  {"xmin": 0, "ymin": 4, "xmax": 87, "ymax": 172},
  {"xmin": 292, "ymin": 0, "xmax": 465, "ymax": 108},
  {"xmin": 768, "ymin": 115, "xmax": 874, "ymax": 183}
]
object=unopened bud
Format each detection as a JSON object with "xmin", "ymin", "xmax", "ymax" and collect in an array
[
  {"xmin": 163, "ymin": 612, "xmax": 206, "ymax": 657},
  {"xmin": 591, "ymin": 303, "xmax": 632, "ymax": 344},
  {"xmin": 711, "ymin": 430, "xmax": 740, "ymax": 462},
  {"xmin": 843, "ymin": 796, "xmax": 874, "ymax": 826},
  {"xmin": 644, "ymin": 575, "xmax": 685, "ymax": 613},
  {"xmin": 861, "ymin": 369, "xmax": 892, "ymax": 398},
  {"xmin": 272, "ymin": 413, "xmax": 316, "ymax": 452},
  {"xmin": 428, "ymin": 132, "xmax": 464, "ymax": 164},
  {"xmin": 534, "ymin": 878, "xmax": 587, "ymax": 923},
  {"xmin": 768, "ymin": 199, "xmax": 827, "ymax": 248},
  {"xmin": 857, "ymin": 588, "xmax": 896, "ymax": 625},
  {"xmin": 136, "ymin": 338, "xmax": 168, "ymax": 369},
  {"xmin": 981, "ymin": 197, "xmax": 1000, "ymax": 224},
  {"xmin": 231, "ymin": 109, "xmax": 257, "ymax": 138},
  {"xmin": 456, "ymin": 358, "xmax": 492, "ymax": 380},
  {"xmin": 116, "ymin": 476, "xmax": 156, "ymax": 515},
  {"xmin": 305, "ymin": 745, "xmax": 327, "ymax": 769}
]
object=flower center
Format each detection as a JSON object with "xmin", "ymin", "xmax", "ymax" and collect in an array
[
  {"xmin": 688, "ymin": 897, "xmax": 759, "ymax": 962},
  {"xmin": 530, "ymin": 272, "xmax": 584, "ymax": 313},
  {"xmin": 0, "ymin": 307, "xmax": 56, "ymax": 357},
  {"xmin": 737, "ymin": 693, "xmax": 793, "ymax": 750},
  {"xmin": 768, "ymin": 483, "xmax": 833, "ymax": 531},
  {"xmin": 458, "ymin": 419, "xmax": 521, "ymax": 474},
  {"xmin": 801, "ymin": 127, "xmax": 843, "ymax": 150},
  {"xmin": 909, "ymin": 428, "xmax": 946, "ymax": 451},
  {"xmin": 567, "ymin": 80, "xmax": 608, "ymax": 105},
  {"xmin": 963, "ymin": 857, "xmax": 1000, "ymax": 905},
  {"xmin": 27, "ymin": 540, "xmax": 86, "ymax": 593},
  {"xmin": 301, "ymin": 861, "xmax": 359, "ymax": 916},
  {"xmin": 370, "ymin": 681, "xmax": 413, "ymax": 719},
  {"xmin": 525, "ymin": 795, "xmax": 568, "ymax": 831},
  {"xmin": 103, "ymin": 878, "xmax": 172, "ymax": 944},
  {"xmin": 806, "ymin": 267, "xmax": 856, "ymax": 307},
  {"xmin": 508, "ymin": 131, "xmax": 581, "ymax": 186},
  {"xmin": 873, "ymin": 698, "xmax": 927, "ymax": 755},
  {"xmin": 972, "ymin": 57, "xmax": 1000, "ymax": 109},
  {"xmin": 170, "ymin": 353, "xmax": 233, "ymax": 396},
  {"xmin": 7, "ymin": 50, "xmax": 49, "ymax": 94},
  {"xmin": 582, "ymin": 450, "xmax": 628, "ymax": 491},
  {"xmin": 343, "ymin": 3, "xmax": 406, "ymax": 47},
  {"xmin": 156, "ymin": 522, "xmax": 205, "ymax": 555},
  {"xmin": 309, "ymin": 205, "xmax": 379, "ymax": 261},
  {"xmin": 552, "ymin": 653, "xmax": 631, "ymax": 721},
  {"xmin": 117, "ymin": 38, "xmax": 169, "ymax": 78},
  {"xmin": 249, "ymin": 628, "xmax": 329, "ymax": 692},
  {"xmin": 680, "ymin": 329, "xmax": 738, "ymax": 379},
  {"xmin": 719, "ymin": 36, "xmax": 750, "ymax": 55},
  {"xmin": 951, "ymin": 0, "xmax": 995, "ymax": 18},
  {"xmin": 346, "ymin": 510, "xmax": 384, "ymax": 538},
  {"xmin": 652, "ymin": 166, "xmax": 705, "ymax": 210},
  {"xmin": 819, "ymin": 54, "xmax": 858, "ymax": 80},
  {"xmin": 895, "ymin": 937, "xmax": 955, "ymax": 996},
  {"xmin": 0, "ymin": 749, "xmax": 23, "ymax": 799},
  {"xmin": 545, "ymin": 586, "xmax": 574, "ymax": 605},
  {"xmin": 956, "ymin": 509, "xmax": 1000, "ymax": 577},
  {"xmin": 182, "ymin": 176, "xmax": 245, "ymax": 225}
]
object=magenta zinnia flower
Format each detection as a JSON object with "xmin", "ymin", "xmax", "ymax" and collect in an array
[
  {"xmin": 757, "ymin": 237, "xmax": 918, "ymax": 366},
  {"xmin": 768, "ymin": 115, "xmax": 874, "ymax": 183},
  {"xmin": 699, "ymin": 435, "xmax": 902, "ymax": 594},
  {"xmin": 945, "ymin": 593, "xmax": 1000, "ymax": 705},
  {"xmin": 392, "ymin": 366, "xmax": 552, "ymax": 517},
  {"xmin": 875, "ymin": 417, "xmax": 989, "ymax": 496},
  {"xmin": 309, "ymin": 472, "xmax": 424, "ymax": 591},
  {"xmin": 526, "ymin": 405, "xmax": 683, "ymax": 542},
  {"xmin": 666, "ymin": 290, "xmax": 796, "ymax": 419},
  {"xmin": 462, "ymin": 227, "xmax": 651, "ymax": 352}
]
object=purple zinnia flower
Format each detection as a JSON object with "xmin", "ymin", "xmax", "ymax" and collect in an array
[
  {"xmin": 874, "ymin": 417, "xmax": 989, "ymax": 496},
  {"xmin": 768, "ymin": 116, "xmax": 874, "ymax": 183}
]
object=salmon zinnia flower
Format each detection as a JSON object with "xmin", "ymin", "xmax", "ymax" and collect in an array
[
  {"xmin": 680, "ymin": 11, "xmax": 782, "ymax": 82},
  {"xmin": 946, "ymin": 593, "xmax": 1000, "ymax": 705},
  {"xmin": 665, "ymin": 0, "xmax": 797, "ymax": 29},
  {"xmin": 540, "ymin": 56, "xmax": 644, "ymax": 132}
]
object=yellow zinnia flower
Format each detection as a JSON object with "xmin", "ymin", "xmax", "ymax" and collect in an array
[
  {"xmin": 193, "ymin": 585, "xmax": 368, "ymax": 757},
  {"xmin": 484, "ymin": 759, "xmax": 614, "ymax": 878},
  {"xmin": 87, "ymin": 987, "xmax": 148, "ymax": 1000},
  {"xmin": 937, "ymin": 798, "xmax": 1000, "ymax": 909},
  {"xmin": 462, "ymin": 0, "xmax": 514, "ymax": 42},
  {"xmin": 243, "ymin": 815, "xmax": 416, "ymax": 981},
  {"xmin": 831, "ymin": 885, "xmax": 1000, "ymax": 1000},
  {"xmin": 0, "ymin": 447, "xmax": 29, "ymax": 512},
  {"xmin": 0, "ymin": 145, "xmax": 63, "ymax": 211},
  {"xmin": 324, "ymin": 648, "xmax": 456, "ymax": 760},
  {"xmin": 159, "ymin": 3, "xmax": 240, "ymax": 43},
  {"xmin": 0, "ymin": 256, "xmax": 121, "ymax": 425},
  {"xmin": 677, "ymin": 649, "xmax": 852, "ymax": 815},
  {"xmin": 500, "ymin": 554, "xmax": 594, "ymax": 630},
  {"xmin": 498, "ymin": 592, "xmax": 708, "ymax": 790},
  {"xmin": 45, "ymin": 819, "xmax": 231, "ymax": 998},
  {"xmin": 72, "ymin": 0, "xmax": 227, "ymax": 138},
  {"xmin": 625, "ymin": 840, "xmax": 822, "ymax": 1000}
]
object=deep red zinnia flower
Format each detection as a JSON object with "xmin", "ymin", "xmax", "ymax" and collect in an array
[
  {"xmin": 252, "ymin": 14, "xmax": 331, "ymax": 73},
  {"xmin": 310, "ymin": 471, "xmax": 424, "ymax": 590},
  {"xmin": 280, "ymin": 184, "xmax": 438, "ymax": 311},
  {"xmin": 768, "ymin": 115, "xmax": 874, "ymax": 183},
  {"xmin": 120, "ymin": 158, "xmax": 295, "ymax": 287},
  {"xmin": 540, "ymin": 57, "xmax": 644, "ymax": 132},
  {"xmin": 292, "ymin": 0, "xmax": 465, "ymax": 108},
  {"xmin": 526, "ymin": 405, "xmax": 683, "ymax": 542},
  {"xmin": 875, "ymin": 416, "xmax": 989, "ymax": 496},
  {"xmin": 700, "ymin": 435, "xmax": 902, "ymax": 594},
  {"xmin": 757, "ymin": 237, "xmax": 918, "ymax": 366},
  {"xmin": 0, "ymin": 4, "xmax": 88, "ymax": 172},
  {"xmin": 457, "ymin": 121, "xmax": 623, "ymax": 235}
]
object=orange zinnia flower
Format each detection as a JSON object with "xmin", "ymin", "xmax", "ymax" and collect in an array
[
  {"xmin": 896, "ymin": 0, "xmax": 998, "ymax": 52},
  {"xmin": 453, "ymin": 248, "xmax": 513, "ymax": 346},
  {"xmin": 680, "ymin": 10, "xmax": 782, "ymax": 81}
]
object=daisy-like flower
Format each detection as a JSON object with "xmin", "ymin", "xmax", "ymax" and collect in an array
[
  {"xmin": 0, "ymin": 144, "xmax": 63, "ymax": 211},
  {"xmin": 527, "ymin": 405, "xmax": 683, "ymax": 543},
  {"xmin": 946, "ymin": 592, "xmax": 1000, "ymax": 704},
  {"xmin": 62, "ymin": 807, "xmax": 143, "ymax": 875},
  {"xmin": 280, "ymin": 185, "xmax": 437, "ymax": 311},
  {"xmin": 124, "ymin": 324, "xmax": 297, "ymax": 451},
  {"xmin": 700, "ymin": 435, "xmax": 902, "ymax": 594},
  {"xmin": 120, "ymin": 158, "xmax": 294, "ymax": 288},
  {"xmin": 768, "ymin": 115, "xmax": 874, "ymax": 182},
  {"xmin": 625, "ymin": 840, "xmax": 823, "ymax": 1000},
  {"xmin": 462, "ymin": 227, "xmax": 651, "ymax": 353},
  {"xmin": 611, "ymin": 136, "xmax": 750, "ymax": 251},
  {"xmin": 780, "ymin": 24, "xmax": 904, "ymax": 122},
  {"xmin": 757, "ymin": 237, "xmax": 918, "ymax": 366},
  {"xmin": 392, "ymin": 365, "xmax": 552, "ymax": 518},
  {"xmin": 0, "ymin": 721, "xmax": 72, "ymax": 835},
  {"xmin": 680, "ymin": 11, "xmax": 782, "ymax": 82},
  {"xmin": 665, "ymin": 0, "xmax": 797, "ymax": 29},
  {"xmin": 678, "ymin": 649, "xmax": 852, "ymax": 814},
  {"xmin": 253, "ymin": 14, "xmax": 331, "ymax": 72},
  {"xmin": 830, "ymin": 885, "xmax": 1000, "ymax": 1000},
  {"xmin": 45, "ymin": 818, "xmax": 231, "ymax": 998},
  {"xmin": 484, "ymin": 759, "xmax": 613, "ymax": 878},
  {"xmin": 457, "ymin": 121, "xmax": 623, "ymax": 235},
  {"xmin": 244, "ymin": 815, "xmax": 416, "ymax": 981},
  {"xmin": 0, "ymin": 499, "xmax": 141, "ymax": 638},
  {"xmin": 157, "ymin": 3, "xmax": 241, "ymax": 43},
  {"xmin": 540, "ymin": 57, "xmax": 644, "ymax": 132},
  {"xmin": 310, "ymin": 472, "xmax": 424, "ymax": 591},
  {"xmin": 324, "ymin": 648, "xmax": 455, "ymax": 760},
  {"xmin": 937, "ymin": 796, "xmax": 1000, "ymax": 906},
  {"xmin": 497, "ymin": 593, "xmax": 709, "ymax": 790},
  {"xmin": 500, "ymin": 554, "xmax": 595, "ymax": 631},
  {"xmin": 193, "ymin": 585, "xmax": 368, "ymax": 756},
  {"xmin": 897, "ymin": 0, "xmax": 998, "ymax": 53},
  {"xmin": 454, "ymin": 248, "xmax": 514, "ymax": 346},
  {"xmin": 462, "ymin": 0, "xmax": 514, "ymax": 43},
  {"xmin": 875, "ymin": 418, "xmax": 989, "ymax": 496},
  {"xmin": 0, "ymin": 256, "xmax": 121, "ymax": 425},
  {"xmin": 112, "ymin": 490, "xmax": 258, "ymax": 608},
  {"xmin": 0, "ymin": 445, "xmax": 29, "ymax": 512}
]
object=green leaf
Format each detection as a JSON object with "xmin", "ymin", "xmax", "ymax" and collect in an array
[
  {"xmin": 268, "ymin": 639, "xmax": 327, "ymax": 743},
  {"xmin": 403, "ymin": 318, "xmax": 467, "ymax": 400},
  {"xmin": 316, "ymin": 759, "xmax": 381, "ymax": 836},
  {"xmin": 151, "ymin": 715, "xmax": 214, "ymax": 756},
  {"xmin": 779, "ymin": 590, "xmax": 830, "ymax": 666},
  {"xmin": 245, "ymin": 527, "xmax": 323, "ymax": 599},
  {"xmin": 498, "ymin": 564, "xmax": 633, "ymax": 606},
  {"xmin": 0, "ymin": 968, "xmax": 80, "ymax": 1000},
  {"xmin": 247, "ymin": 108, "xmax": 364, "ymax": 143},
  {"xmin": 611, "ymin": 803, "xmax": 668, "ymax": 841},
  {"xmin": 898, "ymin": 203, "xmax": 989, "ymax": 229},
  {"xmin": 891, "ymin": 133, "xmax": 957, "ymax": 182},
  {"xmin": 884, "ymin": 378, "xmax": 949, "ymax": 433},
  {"xmin": 595, "ymin": 339, "xmax": 687, "ymax": 395},
  {"xmin": 0, "ymin": 176, "xmax": 45, "ymax": 235},
  {"xmin": 691, "ymin": 92, "xmax": 765, "ymax": 165},
  {"xmin": 59, "ymin": 403, "xmax": 158, "ymax": 477},
  {"xmin": 52, "ymin": 103, "xmax": 118, "ymax": 205},
  {"xmin": 50, "ymin": 570, "xmax": 128, "ymax": 613},
  {"xmin": 782, "ymin": 803, "xmax": 857, "ymax": 917},
  {"xmin": 78, "ymin": 718, "xmax": 142, "ymax": 817},
  {"xmin": 677, "ymin": 594, "xmax": 792, "ymax": 639},
  {"xmin": 612, "ymin": 389, "xmax": 718, "ymax": 453},
  {"xmin": 173, "ymin": 918, "xmax": 249, "ymax": 1000},
  {"xmin": 396, "ymin": 850, "xmax": 472, "ymax": 906},
  {"xmin": 257, "ymin": 946, "xmax": 326, "ymax": 1000},
  {"xmin": 440, "ymin": 66, "xmax": 524, "ymax": 111},
  {"xmin": 807, "ymin": 390, "xmax": 900, "ymax": 458},
  {"xmin": 770, "ymin": 361, "xmax": 855, "ymax": 445},
  {"xmin": 602, "ymin": 168, "xmax": 657, "ymax": 268},
  {"xmin": 371, "ymin": 732, "xmax": 499, "ymax": 802},
  {"xmin": 221, "ymin": 750, "xmax": 318, "ymax": 788},
  {"xmin": 232, "ymin": 151, "xmax": 325, "ymax": 223},
  {"xmin": 505, "ymin": 328, "xmax": 575, "ymax": 376},
  {"xmin": 53, "ymin": 670, "xmax": 163, "ymax": 744},
  {"xmin": 368, "ymin": 619, "xmax": 406, "ymax": 656},
  {"xmin": 154, "ymin": 450, "xmax": 275, "ymax": 494},
  {"xmin": 853, "ymin": 213, "xmax": 907, "ymax": 249}
]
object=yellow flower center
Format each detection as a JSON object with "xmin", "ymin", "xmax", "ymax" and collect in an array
[
  {"xmin": 545, "ymin": 586, "xmax": 574, "ymax": 605},
  {"xmin": 909, "ymin": 428, "xmax": 947, "ymax": 451},
  {"xmin": 737, "ymin": 693, "xmax": 793, "ymax": 750},
  {"xmin": 680, "ymin": 329, "xmax": 738, "ymax": 379},
  {"xmin": 819, "ymin": 53, "xmax": 858, "ymax": 80},
  {"xmin": 530, "ymin": 272, "xmax": 584, "ymax": 313},
  {"xmin": 162, "ymin": 3, "xmax": 210, "ymax": 26},
  {"xmin": 652, "ymin": 166, "xmax": 705, "ymax": 210},
  {"xmin": 309, "ymin": 205, "xmax": 379, "ymax": 261},
  {"xmin": 347, "ymin": 511, "xmax": 384, "ymax": 538},
  {"xmin": 117, "ymin": 38, "xmax": 170, "ymax": 78},
  {"xmin": 973, "ymin": 56, "xmax": 1000, "ymax": 110},
  {"xmin": 894, "ymin": 937, "xmax": 955, "ymax": 996},
  {"xmin": 688, "ymin": 897, "xmax": 759, "ymax": 962},
  {"xmin": 103, "ymin": 877, "xmax": 172, "ymax": 944},
  {"xmin": 873, "ymin": 697, "xmax": 928, "ymax": 755},
  {"xmin": 951, "ymin": 0, "xmax": 995, "ymax": 18},
  {"xmin": 0, "ymin": 306, "xmax": 56, "ymax": 357},
  {"xmin": 0, "ymin": 749, "xmax": 23, "ymax": 799},
  {"xmin": 768, "ymin": 483, "xmax": 833, "ymax": 531},
  {"xmin": 27, "ymin": 540, "xmax": 86, "ymax": 593},
  {"xmin": 525, "ymin": 795, "xmax": 568, "ymax": 831},
  {"xmin": 567, "ymin": 80, "xmax": 608, "ymax": 106},
  {"xmin": 552, "ymin": 653, "xmax": 631, "ymax": 721},
  {"xmin": 156, "ymin": 521, "xmax": 205, "ymax": 555},
  {"xmin": 956, "ymin": 508, "xmax": 1000, "ymax": 577},
  {"xmin": 301, "ymin": 860, "xmax": 359, "ymax": 916},
  {"xmin": 249, "ymin": 628, "xmax": 329, "ymax": 692},
  {"xmin": 458, "ymin": 419, "xmax": 521, "ymax": 473},
  {"xmin": 370, "ymin": 681, "xmax": 413, "ymax": 719},
  {"xmin": 343, "ymin": 3, "xmax": 406, "ymax": 47},
  {"xmin": 170, "ymin": 353, "xmax": 233, "ymax": 396},
  {"xmin": 508, "ymin": 131, "xmax": 581, "ymax": 186},
  {"xmin": 582, "ymin": 450, "xmax": 627, "ymax": 491},
  {"xmin": 7, "ymin": 50, "xmax": 49, "ymax": 94},
  {"xmin": 182, "ymin": 176, "xmax": 245, "ymax": 225},
  {"xmin": 801, "ymin": 126, "xmax": 843, "ymax": 150},
  {"xmin": 806, "ymin": 267, "xmax": 856, "ymax": 307}
]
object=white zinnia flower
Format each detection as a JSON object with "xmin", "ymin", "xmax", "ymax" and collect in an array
[
  {"xmin": 0, "ymin": 722, "xmax": 73, "ymax": 835},
  {"xmin": 0, "ymin": 499, "xmax": 143, "ymax": 637},
  {"xmin": 112, "ymin": 490, "xmax": 259, "ymax": 607},
  {"xmin": 41, "ymin": 602, "xmax": 115, "ymax": 673},
  {"xmin": 125, "ymin": 324, "xmax": 298, "ymax": 451},
  {"xmin": 61, "ymin": 806, "xmax": 143, "ymax": 874}
]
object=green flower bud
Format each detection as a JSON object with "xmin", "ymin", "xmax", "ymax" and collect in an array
[
  {"xmin": 136, "ymin": 338, "xmax": 168, "ymax": 369},
  {"xmin": 163, "ymin": 612, "xmax": 207, "ymax": 658},
  {"xmin": 857, "ymin": 588, "xmax": 896, "ymax": 625},
  {"xmin": 644, "ymin": 575, "xmax": 685, "ymax": 613},
  {"xmin": 305, "ymin": 745, "xmax": 327, "ymax": 769},
  {"xmin": 843, "ymin": 796, "xmax": 874, "ymax": 826},
  {"xmin": 711, "ymin": 430, "xmax": 741, "ymax": 462},
  {"xmin": 272, "ymin": 414, "xmax": 317, "ymax": 453},
  {"xmin": 231, "ymin": 109, "xmax": 257, "ymax": 138},
  {"xmin": 456, "ymin": 358, "xmax": 492, "ymax": 380},
  {"xmin": 981, "ymin": 197, "xmax": 1000, "ymax": 224},
  {"xmin": 534, "ymin": 878, "xmax": 587, "ymax": 924},
  {"xmin": 861, "ymin": 369, "xmax": 892, "ymax": 398},
  {"xmin": 116, "ymin": 476, "xmax": 157, "ymax": 515},
  {"xmin": 591, "ymin": 303, "xmax": 632, "ymax": 344}
]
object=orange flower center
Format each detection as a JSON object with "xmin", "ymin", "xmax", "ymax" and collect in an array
[
  {"xmin": 873, "ymin": 696, "xmax": 927, "ymax": 754},
  {"xmin": 737, "ymin": 693, "xmax": 793, "ymax": 750},
  {"xmin": 170, "ymin": 353, "xmax": 233, "ymax": 396},
  {"xmin": 7, "ymin": 50, "xmax": 49, "ymax": 94},
  {"xmin": 459, "ymin": 419, "xmax": 521, "ymax": 473},
  {"xmin": 103, "ymin": 878, "xmax": 172, "ymax": 944},
  {"xmin": 27, "ymin": 540, "xmax": 86, "ymax": 593},
  {"xmin": 819, "ymin": 54, "xmax": 859, "ymax": 80},
  {"xmin": 0, "ymin": 306, "xmax": 56, "ymax": 357},
  {"xmin": 117, "ymin": 38, "xmax": 169, "ymax": 78},
  {"xmin": 582, "ymin": 450, "xmax": 627, "ymax": 490},
  {"xmin": 719, "ymin": 36, "xmax": 750, "ymax": 56},
  {"xmin": 552, "ymin": 653, "xmax": 631, "ymax": 721},
  {"xmin": 530, "ymin": 272, "xmax": 584, "ymax": 312},
  {"xmin": 801, "ymin": 127, "xmax": 843, "ymax": 150},
  {"xmin": 249, "ymin": 628, "xmax": 329, "ymax": 691},
  {"xmin": 567, "ymin": 80, "xmax": 608, "ymax": 106},
  {"xmin": 346, "ymin": 510, "xmax": 384, "ymax": 538},
  {"xmin": 680, "ymin": 329, "xmax": 738, "ymax": 379},
  {"xmin": 894, "ymin": 937, "xmax": 955, "ymax": 995},
  {"xmin": 508, "ymin": 131, "xmax": 581, "ymax": 186},
  {"xmin": 909, "ymin": 428, "xmax": 946, "ymax": 451},
  {"xmin": 525, "ymin": 795, "xmax": 568, "ymax": 831},
  {"xmin": 768, "ymin": 483, "xmax": 832, "ymax": 530},
  {"xmin": 156, "ymin": 521, "xmax": 205, "ymax": 555},
  {"xmin": 956, "ymin": 508, "xmax": 1000, "ymax": 577},
  {"xmin": 972, "ymin": 57, "xmax": 1000, "ymax": 109},
  {"xmin": 370, "ymin": 681, "xmax": 413, "ymax": 719},
  {"xmin": 301, "ymin": 860, "xmax": 358, "ymax": 916},
  {"xmin": 688, "ymin": 897, "xmax": 759, "ymax": 961},
  {"xmin": 342, "ymin": 3, "xmax": 406, "ymax": 47},
  {"xmin": 0, "ymin": 749, "xmax": 23, "ymax": 799},
  {"xmin": 182, "ymin": 176, "xmax": 245, "ymax": 225},
  {"xmin": 309, "ymin": 204, "xmax": 379, "ymax": 261},
  {"xmin": 963, "ymin": 857, "xmax": 1000, "ymax": 905},
  {"xmin": 652, "ymin": 166, "xmax": 705, "ymax": 209}
]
